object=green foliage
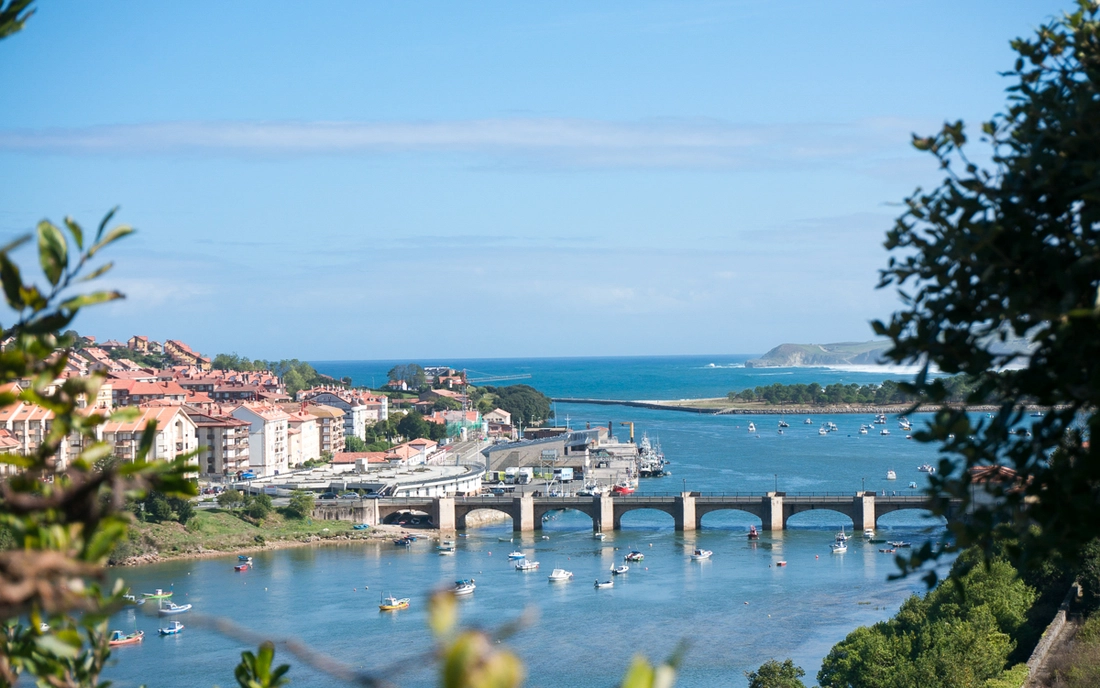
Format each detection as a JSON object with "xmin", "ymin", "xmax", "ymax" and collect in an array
[
  {"xmin": 213, "ymin": 355, "xmax": 342, "ymax": 397},
  {"xmin": 284, "ymin": 491, "xmax": 315, "ymax": 520},
  {"xmin": 217, "ymin": 488, "xmax": 244, "ymax": 510},
  {"xmin": 343, "ymin": 435, "xmax": 369, "ymax": 453},
  {"xmin": 433, "ymin": 396, "xmax": 463, "ymax": 412},
  {"xmin": 234, "ymin": 641, "xmax": 290, "ymax": 688},
  {"xmin": 398, "ymin": 411, "xmax": 432, "ymax": 441},
  {"xmin": 245, "ymin": 493, "xmax": 274, "ymax": 520},
  {"xmin": 212, "ymin": 352, "xmax": 260, "ymax": 371},
  {"xmin": 480, "ymin": 384, "xmax": 552, "ymax": 426},
  {"xmin": 746, "ymin": 659, "xmax": 806, "ymax": 688},
  {"xmin": 728, "ymin": 376, "xmax": 985, "ymax": 407},
  {"xmin": 818, "ymin": 549, "xmax": 1036, "ymax": 688},
  {"xmin": 388, "ymin": 363, "xmax": 427, "ymax": 389},
  {"xmin": 872, "ymin": 1, "xmax": 1100, "ymax": 582},
  {"xmin": 982, "ymin": 664, "xmax": 1029, "ymax": 688},
  {"xmin": 0, "ymin": 0, "xmax": 34, "ymax": 39},
  {"xmin": 1080, "ymin": 539, "xmax": 1100, "ymax": 612}
]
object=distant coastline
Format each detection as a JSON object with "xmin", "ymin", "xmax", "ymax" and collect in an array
[{"xmin": 553, "ymin": 397, "xmax": 1013, "ymax": 415}]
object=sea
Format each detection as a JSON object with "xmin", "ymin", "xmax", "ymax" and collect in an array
[{"xmin": 103, "ymin": 356, "xmax": 960, "ymax": 688}]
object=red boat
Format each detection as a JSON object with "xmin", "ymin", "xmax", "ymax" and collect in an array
[
  {"xmin": 612, "ymin": 482, "xmax": 635, "ymax": 495},
  {"xmin": 235, "ymin": 563, "xmax": 250, "ymax": 571},
  {"xmin": 748, "ymin": 525, "xmax": 760, "ymax": 540}
]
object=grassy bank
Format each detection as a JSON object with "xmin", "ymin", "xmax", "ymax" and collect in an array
[{"xmin": 109, "ymin": 508, "xmax": 376, "ymax": 565}]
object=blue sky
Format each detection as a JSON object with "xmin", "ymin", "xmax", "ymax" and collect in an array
[{"xmin": 0, "ymin": 1, "xmax": 1067, "ymax": 360}]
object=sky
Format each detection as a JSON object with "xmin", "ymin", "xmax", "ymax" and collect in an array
[{"xmin": 0, "ymin": 1, "xmax": 1069, "ymax": 360}]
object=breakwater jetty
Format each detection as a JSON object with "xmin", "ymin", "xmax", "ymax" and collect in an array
[{"xmin": 552, "ymin": 397, "xmax": 1007, "ymax": 416}]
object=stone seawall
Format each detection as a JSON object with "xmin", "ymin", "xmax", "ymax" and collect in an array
[{"xmin": 553, "ymin": 398, "xmax": 1009, "ymax": 416}]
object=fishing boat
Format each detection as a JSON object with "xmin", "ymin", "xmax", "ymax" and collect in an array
[
  {"xmin": 818, "ymin": 426, "xmax": 828, "ymax": 436},
  {"xmin": 747, "ymin": 422, "xmax": 756, "ymax": 433},
  {"xmin": 827, "ymin": 422, "xmax": 838, "ymax": 432},
  {"xmin": 831, "ymin": 542, "xmax": 848, "ymax": 554},
  {"xmin": 453, "ymin": 579, "xmax": 476, "ymax": 596},
  {"xmin": 899, "ymin": 418, "xmax": 912, "ymax": 431},
  {"xmin": 548, "ymin": 568, "xmax": 573, "ymax": 582},
  {"xmin": 507, "ymin": 551, "xmax": 525, "ymax": 560},
  {"xmin": 880, "ymin": 428, "xmax": 891, "ymax": 436},
  {"xmin": 142, "ymin": 588, "xmax": 172, "ymax": 600},
  {"xmin": 863, "ymin": 528, "xmax": 875, "ymax": 539},
  {"xmin": 835, "ymin": 529, "xmax": 849, "ymax": 543},
  {"xmin": 378, "ymin": 595, "xmax": 410, "ymax": 611},
  {"xmin": 158, "ymin": 602, "xmax": 192, "ymax": 615},
  {"xmin": 804, "ymin": 418, "xmax": 813, "ymax": 424},
  {"xmin": 515, "ymin": 560, "xmax": 540, "ymax": 571},
  {"xmin": 612, "ymin": 482, "xmax": 635, "ymax": 496},
  {"xmin": 437, "ymin": 540, "xmax": 456, "ymax": 555},
  {"xmin": 859, "ymin": 425, "xmax": 869, "ymax": 435},
  {"xmin": 122, "ymin": 594, "xmax": 145, "ymax": 606},
  {"xmin": 918, "ymin": 464, "xmax": 936, "ymax": 473},
  {"xmin": 747, "ymin": 525, "xmax": 760, "ymax": 540},
  {"xmin": 108, "ymin": 630, "xmax": 144, "ymax": 646},
  {"xmin": 874, "ymin": 414, "xmax": 887, "ymax": 425},
  {"xmin": 690, "ymin": 548, "xmax": 713, "ymax": 561},
  {"xmin": 594, "ymin": 579, "xmax": 614, "ymax": 589},
  {"xmin": 886, "ymin": 470, "xmax": 896, "ymax": 480},
  {"xmin": 778, "ymin": 419, "xmax": 789, "ymax": 428},
  {"xmin": 593, "ymin": 532, "xmax": 606, "ymax": 540},
  {"xmin": 237, "ymin": 555, "xmax": 251, "ymax": 561},
  {"xmin": 624, "ymin": 550, "xmax": 644, "ymax": 562},
  {"xmin": 158, "ymin": 621, "xmax": 184, "ymax": 636},
  {"xmin": 611, "ymin": 565, "xmax": 629, "ymax": 575},
  {"xmin": 234, "ymin": 563, "xmax": 250, "ymax": 571}
]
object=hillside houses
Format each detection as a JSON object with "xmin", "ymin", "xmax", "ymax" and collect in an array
[{"xmin": 297, "ymin": 386, "xmax": 389, "ymax": 440}]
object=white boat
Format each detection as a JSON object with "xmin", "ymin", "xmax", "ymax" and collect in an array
[
  {"xmin": 507, "ymin": 551, "xmax": 525, "ymax": 560},
  {"xmin": 831, "ymin": 542, "xmax": 847, "ymax": 554},
  {"xmin": 886, "ymin": 470, "xmax": 896, "ymax": 480},
  {"xmin": 918, "ymin": 464, "xmax": 936, "ymax": 473},
  {"xmin": 858, "ymin": 425, "xmax": 868, "ymax": 435},
  {"xmin": 908, "ymin": 481, "xmax": 918, "ymax": 489},
  {"xmin": 453, "ymin": 579, "xmax": 476, "ymax": 595},
  {"xmin": 497, "ymin": 536, "xmax": 513, "ymax": 542},
  {"xmin": 158, "ymin": 602, "xmax": 192, "ymax": 615},
  {"xmin": 778, "ymin": 420, "xmax": 789, "ymax": 428},
  {"xmin": 863, "ymin": 528, "xmax": 875, "ymax": 538},
  {"xmin": 593, "ymin": 532, "xmax": 606, "ymax": 540},
  {"xmin": 874, "ymin": 414, "xmax": 887, "ymax": 425},
  {"xmin": 611, "ymin": 565, "xmax": 629, "ymax": 575},
  {"xmin": 880, "ymin": 428, "xmax": 891, "ymax": 436},
  {"xmin": 690, "ymin": 548, "xmax": 712, "ymax": 560},
  {"xmin": 438, "ymin": 545, "xmax": 456, "ymax": 555},
  {"xmin": 747, "ymin": 422, "xmax": 756, "ymax": 433},
  {"xmin": 827, "ymin": 422, "xmax": 838, "ymax": 432},
  {"xmin": 594, "ymin": 579, "xmax": 614, "ymax": 589},
  {"xmin": 818, "ymin": 427, "xmax": 828, "ymax": 436},
  {"xmin": 835, "ymin": 529, "xmax": 849, "ymax": 542},
  {"xmin": 548, "ymin": 568, "xmax": 573, "ymax": 582},
  {"xmin": 804, "ymin": 418, "xmax": 813, "ymax": 424},
  {"xmin": 515, "ymin": 560, "xmax": 540, "ymax": 571}
]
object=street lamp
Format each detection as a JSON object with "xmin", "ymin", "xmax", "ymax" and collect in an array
[
  {"xmin": 862, "ymin": 477, "xmax": 866, "ymax": 494},
  {"xmin": 682, "ymin": 478, "xmax": 687, "ymax": 494},
  {"xmin": 774, "ymin": 473, "xmax": 778, "ymax": 493}
]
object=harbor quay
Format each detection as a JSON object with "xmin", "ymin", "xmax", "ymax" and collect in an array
[{"xmin": 312, "ymin": 491, "xmax": 960, "ymax": 533}]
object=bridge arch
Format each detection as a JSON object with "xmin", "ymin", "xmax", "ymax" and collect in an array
[
  {"xmin": 536, "ymin": 506, "xmax": 599, "ymax": 531},
  {"xmin": 380, "ymin": 508, "xmax": 431, "ymax": 525},
  {"xmin": 785, "ymin": 508, "xmax": 855, "ymax": 529},
  {"xmin": 875, "ymin": 507, "xmax": 946, "ymax": 528},
  {"xmin": 697, "ymin": 507, "xmax": 764, "ymax": 530},
  {"xmin": 615, "ymin": 505, "xmax": 677, "ymax": 530},
  {"xmin": 455, "ymin": 505, "xmax": 515, "ymax": 531}
]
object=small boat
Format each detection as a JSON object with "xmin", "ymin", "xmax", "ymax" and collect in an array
[
  {"xmin": 507, "ymin": 551, "xmax": 526, "ymax": 560},
  {"xmin": 353, "ymin": 524, "xmax": 370, "ymax": 530},
  {"xmin": 880, "ymin": 428, "xmax": 891, "ymax": 436},
  {"xmin": 548, "ymin": 568, "xmax": 573, "ymax": 582},
  {"xmin": 393, "ymin": 537, "xmax": 412, "ymax": 546},
  {"xmin": 908, "ymin": 481, "xmax": 918, "ymax": 489},
  {"xmin": 237, "ymin": 555, "xmax": 251, "ymax": 561},
  {"xmin": 886, "ymin": 470, "xmax": 896, "ymax": 480},
  {"xmin": 594, "ymin": 579, "xmax": 614, "ymax": 589},
  {"xmin": 122, "ymin": 594, "xmax": 145, "ymax": 606},
  {"xmin": 804, "ymin": 418, "xmax": 813, "ymax": 425},
  {"xmin": 593, "ymin": 532, "xmax": 606, "ymax": 540},
  {"xmin": 880, "ymin": 548, "xmax": 897, "ymax": 553},
  {"xmin": 747, "ymin": 422, "xmax": 756, "ymax": 433},
  {"xmin": 818, "ymin": 427, "xmax": 828, "ymax": 436},
  {"xmin": 778, "ymin": 420, "xmax": 789, "ymax": 428},
  {"xmin": 378, "ymin": 595, "xmax": 410, "ymax": 611},
  {"xmin": 869, "ymin": 538, "xmax": 888, "ymax": 544},
  {"xmin": 690, "ymin": 548, "xmax": 713, "ymax": 561},
  {"xmin": 158, "ymin": 602, "xmax": 192, "ymax": 615},
  {"xmin": 827, "ymin": 422, "xmax": 838, "ymax": 432},
  {"xmin": 831, "ymin": 542, "xmax": 847, "ymax": 554},
  {"xmin": 863, "ymin": 528, "xmax": 875, "ymax": 538},
  {"xmin": 889, "ymin": 541, "xmax": 911, "ymax": 548},
  {"xmin": 108, "ymin": 630, "xmax": 145, "ymax": 646},
  {"xmin": 142, "ymin": 588, "xmax": 172, "ymax": 600},
  {"xmin": 747, "ymin": 525, "xmax": 760, "ymax": 540},
  {"xmin": 624, "ymin": 551, "xmax": 645, "ymax": 562},
  {"xmin": 918, "ymin": 464, "xmax": 935, "ymax": 473},
  {"xmin": 515, "ymin": 560, "xmax": 540, "ymax": 571},
  {"xmin": 234, "ymin": 563, "xmax": 250, "ymax": 571},
  {"xmin": 835, "ymin": 530, "xmax": 849, "ymax": 542},
  {"xmin": 611, "ymin": 565, "xmax": 629, "ymax": 575},
  {"xmin": 453, "ymin": 579, "xmax": 476, "ymax": 596},
  {"xmin": 776, "ymin": 560, "xmax": 787, "ymax": 567},
  {"xmin": 874, "ymin": 414, "xmax": 887, "ymax": 425},
  {"xmin": 497, "ymin": 536, "xmax": 513, "ymax": 542},
  {"xmin": 858, "ymin": 425, "xmax": 868, "ymax": 435},
  {"xmin": 158, "ymin": 621, "xmax": 184, "ymax": 636},
  {"xmin": 612, "ymin": 482, "xmax": 635, "ymax": 495},
  {"xmin": 438, "ymin": 546, "xmax": 456, "ymax": 555}
]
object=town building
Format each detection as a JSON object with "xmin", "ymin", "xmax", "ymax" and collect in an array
[
  {"xmin": 230, "ymin": 403, "xmax": 289, "ymax": 477},
  {"xmin": 183, "ymin": 407, "xmax": 251, "ymax": 477},
  {"xmin": 99, "ymin": 405, "xmax": 198, "ymax": 463}
]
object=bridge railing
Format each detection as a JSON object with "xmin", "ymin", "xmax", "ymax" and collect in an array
[{"xmin": 333, "ymin": 490, "xmax": 932, "ymax": 504}]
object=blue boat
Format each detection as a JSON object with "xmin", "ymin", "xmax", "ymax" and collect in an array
[{"xmin": 158, "ymin": 621, "xmax": 184, "ymax": 636}]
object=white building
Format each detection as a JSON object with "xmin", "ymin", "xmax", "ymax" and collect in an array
[{"xmin": 231, "ymin": 403, "xmax": 290, "ymax": 477}]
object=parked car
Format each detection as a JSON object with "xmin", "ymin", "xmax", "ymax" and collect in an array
[
  {"xmin": 318, "ymin": 492, "xmax": 339, "ymax": 500},
  {"xmin": 340, "ymin": 492, "xmax": 359, "ymax": 499}
]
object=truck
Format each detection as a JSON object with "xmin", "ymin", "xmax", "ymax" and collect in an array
[
  {"xmin": 515, "ymin": 467, "xmax": 534, "ymax": 485},
  {"xmin": 553, "ymin": 467, "xmax": 574, "ymax": 482},
  {"xmin": 504, "ymin": 467, "xmax": 519, "ymax": 485}
]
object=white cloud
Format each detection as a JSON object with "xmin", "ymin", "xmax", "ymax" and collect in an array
[{"xmin": 0, "ymin": 117, "xmax": 931, "ymax": 170}]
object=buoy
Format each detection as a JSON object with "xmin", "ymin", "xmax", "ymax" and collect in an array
[
  {"xmin": 815, "ymin": 555, "xmax": 819, "ymax": 559},
  {"xmin": 744, "ymin": 601, "xmax": 749, "ymax": 605}
]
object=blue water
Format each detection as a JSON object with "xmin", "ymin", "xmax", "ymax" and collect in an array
[{"xmin": 102, "ymin": 357, "xmax": 957, "ymax": 688}]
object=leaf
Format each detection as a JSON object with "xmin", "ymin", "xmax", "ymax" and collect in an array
[
  {"xmin": 78, "ymin": 261, "xmax": 114, "ymax": 283},
  {"xmin": 36, "ymin": 220, "xmax": 68, "ymax": 287},
  {"xmin": 63, "ymin": 216, "xmax": 83, "ymax": 250},
  {"xmin": 0, "ymin": 253, "xmax": 25, "ymax": 309},
  {"xmin": 88, "ymin": 225, "xmax": 134, "ymax": 257},
  {"xmin": 58, "ymin": 290, "xmax": 123, "ymax": 312},
  {"xmin": 95, "ymin": 206, "xmax": 119, "ymax": 243},
  {"xmin": 135, "ymin": 418, "xmax": 158, "ymax": 462}
]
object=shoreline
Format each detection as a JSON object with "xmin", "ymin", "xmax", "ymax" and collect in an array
[{"xmin": 552, "ymin": 397, "xmax": 1027, "ymax": 415}]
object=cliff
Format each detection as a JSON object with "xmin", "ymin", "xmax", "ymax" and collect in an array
[{"xmin": 743, "ymin": 341, "xmax": 892, "ymax": 368}]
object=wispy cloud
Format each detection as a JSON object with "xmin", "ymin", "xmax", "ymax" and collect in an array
[{"xmin": 0, "ymin": 117, "xmax": 929, "ymax": 169}]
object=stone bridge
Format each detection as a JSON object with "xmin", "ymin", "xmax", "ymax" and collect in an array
[{"xmin": 313, "ymin": 491, "xmax": 960, "ymax": 533}]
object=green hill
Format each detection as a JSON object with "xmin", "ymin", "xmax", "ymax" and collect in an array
[{"xmin": 744, "ymin": 341, "xmax": 892, "ymax": 368}]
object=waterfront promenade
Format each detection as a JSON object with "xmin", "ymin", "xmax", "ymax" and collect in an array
[{"xmin": 313, "ymin": 491, "xmax": 958, "ymax": 533}]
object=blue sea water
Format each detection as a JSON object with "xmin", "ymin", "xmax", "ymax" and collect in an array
[{"xmin": 103, "ymin": 357, "xmax": 958, "ymax": 688}]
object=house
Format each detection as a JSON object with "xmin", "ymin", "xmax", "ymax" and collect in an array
[
  {"xmin": 297, "ymin": 387, "xmax": 389, "ymax": 441},
  {"xmin": 230, "ymin": 403, "xmax": 290, "ymax": 477},
  {"xmin": 0, "ymin": 429, "xmax": 21, "ymax": 477},
  {"xmin": 483, "ymin": 408, "xmax": 511, "ymax": 425},
  {"xmin": 301, "ymin": 404, "xmax": 345, "ymax": 455},
  {"xmin": 99, "ymin": 405, "xmax": 198, "ymax": 463},
  {"xmin": 419, "ymin": 388, "xmax": 466, "ymax": 404},
  {"xmin": 0, "ymin": 402, "xmax": 72, "ymax": 472},
  {"xmin": 126, "ymin": 380, "xmax": 188, "ymax": 406},
  {"xmin": 164, "ymin": 339, "xmax": 212, "ymax": 371},
  {"xmin": 331, "ymin": 451, "xmax": 388, "ymax": 467},
  {"xmin": 127, "ymin": 335, "xmax": 149, "ymax": 353},
  {"xmin": 183, "ymin": 407, "xmax": 250, "ymax": 476},
  {"xmin": 284, "ymin": 406, "xmax": 320, "ymax": 465}
]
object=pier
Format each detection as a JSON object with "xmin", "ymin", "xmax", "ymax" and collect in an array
[{"xmin": 313, "ymin": 492, "xmax": 961, "ymax": 532}]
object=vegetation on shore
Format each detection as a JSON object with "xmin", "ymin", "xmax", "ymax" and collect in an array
[{"xmin": 727, "ymin": 377, "xmax": 978, "ymax": 407}]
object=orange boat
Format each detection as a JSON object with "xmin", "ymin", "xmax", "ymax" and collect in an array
[
  {"xmin": 776, "ymin": 561, "xmax": 787, "ymax": 567},
  {"xmin": 612, "ymin": 482, "xmax": 635, "ymax": 495},
  {"xmin": 108, "ymin": 630, "xmax": 144, "ymax": 646}
]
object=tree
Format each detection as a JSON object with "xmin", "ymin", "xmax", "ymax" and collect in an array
[
  {"xmin": 873, "ymin": 1, "xmax": 1100, "ymax": 583},
  {"xmin": 285, "ymin": 491, "xmax": 315, "ymax": 520},
  {"xmin": 388, "ymin": 363, "xmax": 427, "ymax": 389},
  {"xmin": 343, "ymin": 435, "xmax": 368, "ymax": 453},
  {"xmin": 245, "ymin": 493, "xmax": 273, "ymax": 520},
  {"xmin": 397, "ymin": 411, "xmax": 431, "ymax": 441},
  {"xmin": 218, "ymin": 488, "xmax": 244, "ymax": 510},
  {"xmin": 483, "ymin": 384, "xmax": 552, "ymax": 426},
  {"xmin": 746, "ymin": 659, "xmax": 806, "ymax": 688}
]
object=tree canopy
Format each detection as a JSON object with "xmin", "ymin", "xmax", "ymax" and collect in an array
[
  {"xmin": 388, "ymin": 363, "xmax": 427, "ymax": 389},
  {"xmin": 873, "ymin": 0, "xmax": 1100, "ymax": 581},
  {"xmin": 479, "ymin": 384, "xmax": 552, "ymax": 427}
]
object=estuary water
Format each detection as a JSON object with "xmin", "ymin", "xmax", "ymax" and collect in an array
[{"xmin": 102, "ymin": 358, "xmax": 958, "ymax": 688}]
